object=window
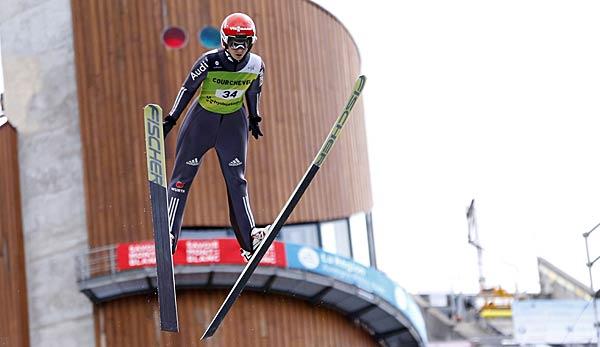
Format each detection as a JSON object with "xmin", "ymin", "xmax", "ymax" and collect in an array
[
  {"xmin": 320, "ymin": 219, "xmax": 351, "ymax": 258},
  {"xmin": 349, "ymin": 213, "xmax": 370, "ymax": 266},
  {"xmin": 180, "ymin": 228, "xmax": 233, "ymax": 240},
  {"xmin": 175, "ymin": 212, "xmax": 378, "ymax": 268},
  {"xmin": 278, "ymin": 223, "xmax": 319, "ymax": 248}
]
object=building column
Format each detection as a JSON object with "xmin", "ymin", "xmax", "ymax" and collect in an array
[{"xmin": 0, "ymin": 0, "xmax": 93, "ymax": 346}]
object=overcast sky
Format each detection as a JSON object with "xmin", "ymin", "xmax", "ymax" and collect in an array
[{"xmin": 314, "ymin": 0, "xmax": 600, "ymax": 294}]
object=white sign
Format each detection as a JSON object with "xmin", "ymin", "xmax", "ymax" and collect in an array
[
  {"xmin": 513, "ymin": 300, "xmax": 597, "ymax": 344},
  {"xmin": 298, "ymin": 247, "xmax": 320, "ymax": 269},
  {"xmin": 215, "ymin": 89, "xmax": 243, "ymax": 100}
]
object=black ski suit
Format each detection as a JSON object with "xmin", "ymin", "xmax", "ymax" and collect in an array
[{"xmin": 166, "ymin": 48, "xmax": 265, "ymax": 253}]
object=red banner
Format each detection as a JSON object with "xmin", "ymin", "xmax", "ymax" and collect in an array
[
  {"xmin": 116, "ymin": 238, "xmax": 287, "ymax": 271},
  {"xmin": 116, "ymin": 241, "xmax": 156, "ymax": 270}
]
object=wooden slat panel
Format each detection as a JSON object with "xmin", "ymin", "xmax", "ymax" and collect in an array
[
  {"xmin": 0, "ymin": 124, "xmax": 30, "ymax": 347},
  {"xmin": 96, "ymin": 291, "xmax": 378, "ymax": 347},
  {"xmin": 72, "ymin": 0, "xmax": 164, "ymax": 246},
  {"xmin": 72, "ymin": 0, "xmax": 372, "ymax": 245}
]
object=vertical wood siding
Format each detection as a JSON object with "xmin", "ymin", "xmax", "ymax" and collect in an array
[
  {"xmin": 0, "ymin": 124, "xmax": 30, "ymax": 347},
  {"xmin": 72, "ymin": 0, "xmax": 372, "ymax": 247},
  {"xmin": 95, "ymin": 291, "xmax": 379, "ymax": 347}
]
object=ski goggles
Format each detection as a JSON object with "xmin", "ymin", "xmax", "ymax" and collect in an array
[{"xmin": 227, "ymin": 36, "xmax": 252, "ymax": 49}]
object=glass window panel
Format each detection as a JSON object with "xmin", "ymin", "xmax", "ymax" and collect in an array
[
  {"xmin": 350, "ymin": 213, "xmax": 370, "ymax": 266},
  {"xmin": 180, "ymin": 228, "xmax": 232, "ymax": 239},
  {"xmin": 320, "ymin": 222, "xmax": 336, "ymax": 254},
  {"xmin": 320, "ymin": 219, "xmax": 351, "ymax": 257},
  {"xmin": 279, "ymin": 223, "xmax": 319, "ymax": 247}
]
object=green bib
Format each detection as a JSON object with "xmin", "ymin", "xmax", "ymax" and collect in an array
[{"xmin": 198, "ymin": 54, "xmax": 262, "ymax": 114}]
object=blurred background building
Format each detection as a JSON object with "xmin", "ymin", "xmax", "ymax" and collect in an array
[
  {"xmin": 418, "ymin": 257, "xmax": 598, "ymax": 346},
  {"xmin": 0, "ymin": 0, "xmax": 426, "ymax": 346}
]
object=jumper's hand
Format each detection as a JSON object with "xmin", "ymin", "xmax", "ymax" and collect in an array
[
  {"xmin": 163, "ymin": 115, "xmax": 177, "ymax": 138},
  {"xmin": 248, "ymin": 115, "xmax": 263, "ymax": 140}
]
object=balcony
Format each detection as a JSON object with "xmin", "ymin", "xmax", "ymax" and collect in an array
[{"xmin": 75, "ymin": 238, "xmax": 427, "ymax": 346}]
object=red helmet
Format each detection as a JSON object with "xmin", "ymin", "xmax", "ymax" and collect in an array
[{"xmin": 220, "ymin": 13, "xmax": 257, "ymax": 49}]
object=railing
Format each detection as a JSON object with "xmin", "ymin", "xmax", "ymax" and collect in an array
[
  {"xmin": 75, "ymin": 244, "xmax": 117, "ymax": 282},
  {"xmin": 74, "ymin": 238, "xmax": 284, "ymax": 282}
]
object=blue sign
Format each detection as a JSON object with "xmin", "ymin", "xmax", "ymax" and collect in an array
[{"xmin": 285, "ymin": 243, "xmax": 427, "ymax": 341}]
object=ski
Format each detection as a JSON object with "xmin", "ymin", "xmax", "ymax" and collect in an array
[
  {"xmin": 143, "ymin": 104, "xmax": 179, "ymax": 332},
  {"xmin": 200, "ymin": 75, "xmax": 367, "ymax": 340}
]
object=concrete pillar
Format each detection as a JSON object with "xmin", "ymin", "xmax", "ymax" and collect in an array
[{"xmin": 0, "ymin": 0, "xmax": 93, "ymax": 346}]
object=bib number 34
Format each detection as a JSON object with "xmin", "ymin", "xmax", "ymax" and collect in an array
[{"xmin": 216, "ymin": 89, "xmax": 241, "ymax": 99}]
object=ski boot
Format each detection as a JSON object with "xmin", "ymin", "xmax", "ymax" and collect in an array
[
  {"xmin": 170, "ymin": 229, "xmax": 180, "ymax": 255},
  {"xmin": 240, "ymin": 225, "xmax": 270, "ymax": 261}
]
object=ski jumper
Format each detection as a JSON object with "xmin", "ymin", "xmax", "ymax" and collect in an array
[{"xmin": 166, "ymin": 48, "xmax": 265, "ymax": 252}]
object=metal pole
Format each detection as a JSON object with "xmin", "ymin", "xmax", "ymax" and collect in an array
[
  {"xmin": 476, "ymin": 244, "xmax": 485, "ymax": 291},
  {"xmin": 467, "ymin": 199, "xmax": 485, "ymax": 291},
  {"xmin": 584, "ymin": 232, "xmax": 600, "ymax": 347}
]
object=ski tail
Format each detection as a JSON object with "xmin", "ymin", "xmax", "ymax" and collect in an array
[
  {"xmin": 144, "ymin": 104, "xmax": 179, "ymax": 332},
  {"xmin": 200, "ymin": 75, "xmax": 366, "ymax": 339}
]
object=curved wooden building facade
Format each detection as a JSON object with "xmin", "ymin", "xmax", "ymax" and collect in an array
[
  {"xmin": 72, "ymin": 0, "xmax": 371, "ymax": 248},
  {"xmin": 69, "ymin": 0, "xmax": 396, "ymax": 346},
  {"xmin": 97, "ymin": 291, "xmax": 378, "ymax": 347}
]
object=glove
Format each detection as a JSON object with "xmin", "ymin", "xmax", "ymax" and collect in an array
[
  {"xmin": 248, "ymin": 115, "xmax": 263, "ymax": 140},
  {"xmin": 163, "ymin": 115, "xmax": 177, "ymax": 138}
]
